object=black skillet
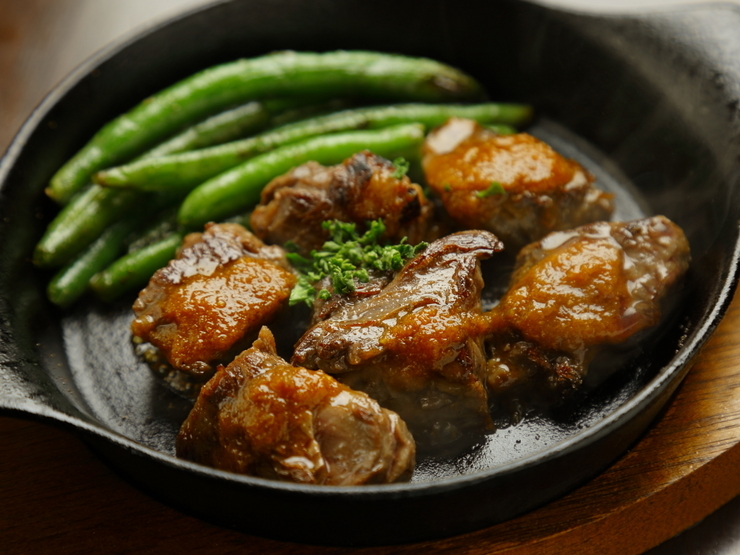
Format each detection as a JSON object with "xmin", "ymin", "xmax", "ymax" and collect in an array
[{"xmin": 1, "ymin": 0, "xmax": 740, "ymax": 546}]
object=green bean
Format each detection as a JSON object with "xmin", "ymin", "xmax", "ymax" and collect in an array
[
  {"xmin": 265, "ymin": 98, "xmax": 354, "ymax": 128},
  {"xmin": 94, "ymin": 103, "xmax": 528, "ymax": 193},
  {"xmin": 178, "ymin": 123, "xmax": 426, "ymax": 229},
  {"xmin": 34, "ymin": 186, "xmax": 141, "ymax": 268},
  {"xmin": 47, "ymin": 50, "xmax": 484, "ymax": 204},
  {"xmin": 144, "ymin": 98, "xmax": 336, "ymax": 157},
  {"xmin": 143, "ymin": 102, "xmax": 271, "ymax": 158},
  {"xmin": 125, "ymin": 208, "xmax": 179, "ymax": 253},
  {"xmin": 486, "ymin": 124, "xmax": 517, "ymax": 135},
  {"xmin": 46, "ymin": 204, "xmax": 182, "ymax": 305},
  {"xmin": 46, "ymin": 217, "xmax": 143, "ymax": 307},
  {"xmin": 90, "ymin": 208, "xmax": 257, "ymax": 303},
  {"xmin": 44, "ymin": 102, "xmax": 269, "ymax": 210},
  {"xmin": 35, "ymin": 100, "xmax": 307, "ymax": 268},
  {"xmin": 90, "ymin": 232, "xmax": 184, "ymax": 302}
]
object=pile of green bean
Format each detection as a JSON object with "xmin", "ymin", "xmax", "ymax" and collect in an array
[{"xmin": 34, "ymin": 50, "xmax": 533, "ymax": 308}]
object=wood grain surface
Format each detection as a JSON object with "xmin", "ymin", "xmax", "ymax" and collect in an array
[{"xmin": 3, "ymin": 1, "xmax": 740, "ymax": 554}]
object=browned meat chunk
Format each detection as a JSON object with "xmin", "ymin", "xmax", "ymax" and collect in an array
[
  {"xmin": 250, "ymin": 150, "xmax": 431, "ymax": 255},
  {"xmin": 422, "ymin": 118, "xmax": 614, "ymax": 249},
  {"xmin": 131, "ymin": 223, "xmax": 296, "ymax": 378},
  {"xmin": 293, "ymin": 231, "xmax": 504, "ymax": 450},
  {"xmin": 485, "ymin": 216, "xmax": 691, "ymax": 409},
  {"xmin": 176, "ymin": 327, "xmax": 415, "ymax": 485},
  {"xmin": 309, "ymin": 274, "xmax": 392, "ymax": 326}
]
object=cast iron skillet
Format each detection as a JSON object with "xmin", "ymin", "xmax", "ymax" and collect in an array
[{"xmin": 1, "ymin": 0, "xmax": 740, "ymax": 546}]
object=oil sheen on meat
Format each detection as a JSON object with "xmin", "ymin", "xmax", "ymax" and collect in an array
[
  {"xmin": 177, "ymin": 327, "xmax": 415, "ymax": 485},
  {"xmin": 250, "ymin": 150, "xmax": 432, "ymax": 256},
  {"xmin": 131, "ymin": 223, "xmax": 296, "ymax": 378},
  {"xmin": 422, "ymin": 118, "xmax": 614, "ymax": 249},
  {"xmin": 485, "ymin": 215, "xmax": 691, "ymax": 413}
]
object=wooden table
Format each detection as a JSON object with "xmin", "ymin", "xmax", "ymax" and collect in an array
[{"xmin": 3, "ymin": 1, "xmax": 740, "ymax": 553}]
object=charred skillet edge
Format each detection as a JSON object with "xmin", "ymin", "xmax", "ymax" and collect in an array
[{"xmin": 1, "ymin": 0, "xmax": 740, "ymax": 546}]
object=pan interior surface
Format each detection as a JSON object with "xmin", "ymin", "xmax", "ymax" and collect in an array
[{"xmin": 49, "ymin": 116, "xmax": 655, "ymax": 483}]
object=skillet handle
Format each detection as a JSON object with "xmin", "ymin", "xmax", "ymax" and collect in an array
[{"xmin": 0, "ymin": 360, "xmax": 89, "ymax": 425}]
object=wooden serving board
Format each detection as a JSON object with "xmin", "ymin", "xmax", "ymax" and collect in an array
[{"xmin": 2, "ymin": 288, "xmax": 740, "ymax": 554}]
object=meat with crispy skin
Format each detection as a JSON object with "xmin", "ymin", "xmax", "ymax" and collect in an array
[
  {"xmin": 250, "ymin": 150, "xmax": 431, "ymax": 255},
  {"xmin": 293, "ymin": 230, "xmax": 504, "ymax": 450},
  {"xmin": 422, "ymin": 118, "xmax": 614, "ymax": 249},
  {"xmin": 485, "ymin": 216, "xmax": 691, "ymax": 410},
  {"xmin": 176, "ymin": 327, "xmax": 415, "ymax": 485},
  {"xmin": 131, "ymin": 223, "xmax": 296, "ymax": 378}
]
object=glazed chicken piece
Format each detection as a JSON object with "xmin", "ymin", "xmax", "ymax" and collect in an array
[
  {"xmin": 250, "ymin": 150, "xmax": 432, "ymax": 256},
  {"xmin": 131, "ymin": 223, "xmax": 296, "ymax": 378},
  {"xmin": 293, "ymin": 231, "xmax": 504, "ymax": 451},
  {"xmin": 422, "ymin": 118, "xmax": 614, "ymax": 249},
  {"xmin": 485, "ymin": 216, "xmax": 691, "ymax": 409},
  {"xmin": 177, "ymin": 327, "xmax": 415, "ymax": 485}
]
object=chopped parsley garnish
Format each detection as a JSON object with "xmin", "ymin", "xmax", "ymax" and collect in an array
[
  {"xmin": 475, "ymin": 181, "xmax": 506, "ymax": 198},
  {"xmin": 288, "ymin": 219, "xmax": 427, "ymax": 307},
  {"xmin": 391, "ymin": 157, "xmax": 410, "ymax": 179}
]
